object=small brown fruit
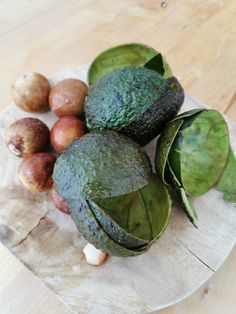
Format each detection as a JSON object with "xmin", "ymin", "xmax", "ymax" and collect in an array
[
  {"xmin": 18, "ymin": 153, "xmax": 56, "ymax": 192},
  {"xmin": 51, "ymin": 187, "xmax": 70, "ymax": 214},
  {"xmin": 49, "ymin": 79, "xmax": 87, "ymax": 117},
  {"xmin": 50, "ymin": 116, "xmax": 86, "ymax": 153},
  {"xmin": 5, "ymin": 118, "xmax": 50, "ymax": 157},
  {"xmin": 11, "ymin": 72, "xmax": 51, "ymax": 112}
]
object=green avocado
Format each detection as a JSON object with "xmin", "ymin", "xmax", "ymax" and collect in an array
[
  {"xmin": 85, "ymin": 66, "xmax": 184, "ymax": 146},
  {"xmin": 88, "ymin": 199, "xmax": 148, "ymax": 250},
  {"xmin": 70, "ymin": 198, "xmax": 148, "ymax": 257},
  {"xmin": 53, "ymin": 130, "xmax": 171, "ymax": 256},
  {"xmin": 70, "ymin": 174, "xmax": 171, "ymax": 256},
  {"xmin": 53, "ymin": 130, "xmax": 152, "ymax": 201}
]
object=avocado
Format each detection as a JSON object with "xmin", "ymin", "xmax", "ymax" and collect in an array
[
  {"xmin": 70, "ymin": 174, "xmax": 171, "ymax": 256},
  {"xmin": 70, "ymin": 198, "xmax": 148, "ymax": 256},
  {"xmin": 53, "ymin": 130, "xmax": 171, "ymax": 257},
  {"xmin": 88, "ymin": 199, "xmax": 148, "ymax": 250},
  {"xmin": 53, "ymin": 130, "xmax": 152, "ymax": 201},
  {"xmin": 85, "ymin": 66, "xmax": 184, "ymax": 146}
]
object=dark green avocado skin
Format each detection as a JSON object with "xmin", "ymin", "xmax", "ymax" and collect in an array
[
  {"xmin": 122, "ymin": 76, "xmax": 184, "ymax": 145},
  {"xmin": 88, "ymin": 200, "xmax": 148, "ymax": 250},
  {"xmin": 53, "ymin": 131, "xmax": 152, "ymax": 201},
  {"xmin": 85, "ymin": 66, "xmax": 184, "ymax": 146},
  {"xmin": 70, "ymin": 198, "xmax": 148, "ymax": 257}
]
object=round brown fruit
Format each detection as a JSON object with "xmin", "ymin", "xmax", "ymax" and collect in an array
[
  {"xmin": 50, "ymin": 116, "xmax": 86, "ymax": 153},
  {"xmin": 11, "ymin": 72, "xmax": 51, "ymax": 112},
  {"xmin": 51, "ymin": 187, "xmax": 70, "ymax": 214},
  {"xmin": 49, "ymin": 78, "xmax": 87, "ymax": 117},
  {"xmin": 5, "ymin": 118, "xmax": 50, "ymax": 158},
  {"xmin": 18, "ymin": 152, "xmax": 56, "ymax": 192}
]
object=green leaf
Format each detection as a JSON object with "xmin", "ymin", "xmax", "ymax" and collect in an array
[
  {"xmin": 155, "ymin": 119, "xmax": 183, "ymax": 184},
  {"xmin": 165, "ymin": 160, "xmax": 198, "ymax": 227},
  {"xmin": 216, "ymin": 147, "xmax": 236, "ymax": 202},
  {"xmin": 88, "ymin": 43, "xmax": 172, "ymax": 85},
  {"xmin": 180, "ymin": 110, "xmax": 229, "ymax": 196},
  {"xmin": 97, "ymin": 175, "xmax": 171, "ymax": 244}
]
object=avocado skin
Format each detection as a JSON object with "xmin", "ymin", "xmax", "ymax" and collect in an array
[
  {"xmin": 88, "ymin": 199, "xmax": 148, "ymax": 250},
  {"xmin": 53, "ymin": 131, "xmax": 152, "ymax": 201},
  {"xmin": 85, "ymin": 66, "xmax": 184, "ymax": 146},
  {"xmin": 70, "ymin": 198, "xmax": 148, "ymax": 257},
  {"xmin": 121, "ymin": 76, "xmax": 184, "ymax": 145}
]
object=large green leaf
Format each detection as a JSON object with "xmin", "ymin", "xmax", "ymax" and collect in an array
[
  {"xmin": 216, "ymin": 147, "xmax": 236, "ymax": 202},
  {"xmin": 180, "ymin": 110, "xmax": 229, "ymax": 196},
  {"xmin": 53, "ymin": 131, "xmax": 152, "ymax": 200},
  {"xmin": 155, "ymin": 119, "xmax": 183, "ymax": 184},
  {"xmin": 88, "ymin": 43, "xmax": 172, "ymax": 85},
  {"xmin": 97, "ymin": 175, "xmax": 171, "ymax": 245}
]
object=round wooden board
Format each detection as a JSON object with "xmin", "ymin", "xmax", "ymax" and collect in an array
[{"xmin": 0, "ymin": 65, "xmax": 235, "ymax": 314}]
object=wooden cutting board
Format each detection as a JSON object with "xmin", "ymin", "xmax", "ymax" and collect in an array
[{"xmin": 0, "ymin": 65, "xmax": 235, "ymax": 313}]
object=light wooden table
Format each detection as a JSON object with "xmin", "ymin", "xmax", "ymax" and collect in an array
[{"xmin": 0, "ymin": 1, "xmax": 235, "ymax": 313}]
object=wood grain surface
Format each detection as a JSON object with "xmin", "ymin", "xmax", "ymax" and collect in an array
[
  {"xmin": 0, "ymin": 1, "xmax": 236, "ymax": 313},
  {"xmin": 0, "ymin": 68, "xmax": 236, "ymax": 314}
]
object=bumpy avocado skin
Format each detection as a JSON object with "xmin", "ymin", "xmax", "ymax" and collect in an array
[
  {"xmin": 85, "ymin": 66, "xmax": 184, "ymax": 146},
  {"xmin": 122, "ymin": 76, "xmax": 184, "ymax": 145},
  {"xmin": 53, "ymin": 131, "xmax": 152, "ymax": 201}
]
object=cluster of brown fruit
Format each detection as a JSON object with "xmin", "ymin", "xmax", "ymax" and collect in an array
[{"xmin": 5, "ymin": 72, "xmax": 88, "ymax": 214}]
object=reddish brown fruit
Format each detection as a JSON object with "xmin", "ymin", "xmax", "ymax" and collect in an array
[
  {"xmin": 5, "ymin": 118, "xmax": 50, "ymax": 158},
  {"xmin": 18, "ymin": 153, "xmax": 56, "ymax": 192},
  {"xmin": 50, "ymin": 116, "xmax": 86, "ymax": 153},
  {"xmin": 49, "ymin": 78, "xmax": 88, "ymax": 117},
  {"xmin": 11, "ymin": 72, "xmax": 51, "ymax": 112},
  {"xmin": 51, "ymin": 187, "xmax": 70, "ymax": 214}
]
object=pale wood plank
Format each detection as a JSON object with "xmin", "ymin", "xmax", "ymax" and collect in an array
[
  {"xmin": 159, "ymin": 246, "xmax": 236, "ymax": 314},
  {"xmin": 0, "ymin": 66, "xmax": 235, "ymax": 313},
  {"xmin": 0, "ymin": 0, "xmax": 63, "ymax": 36},
  {"xmin": 0, "ymin": 243, "xmax": 71, "ymax": 314}
]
